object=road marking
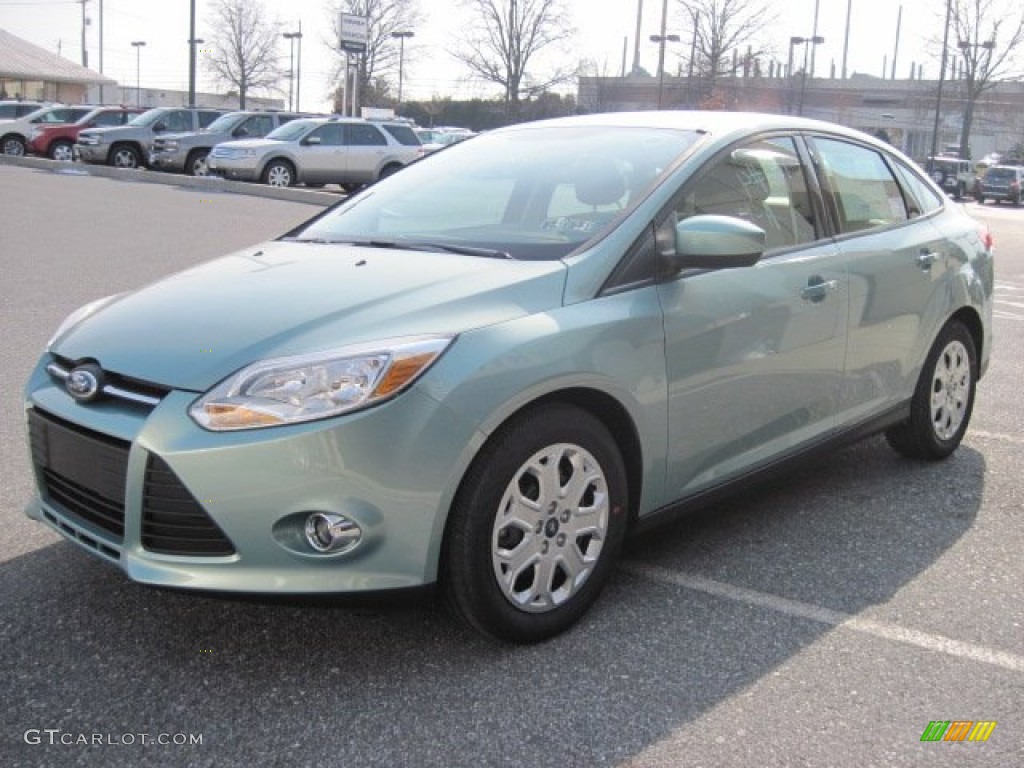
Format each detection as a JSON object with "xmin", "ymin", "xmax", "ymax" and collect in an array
[
  {"xmin": 969, "ymin": 430, "xmax": 1024, "ymax": 445},
  {"xmin": 619, "ymin": 562, "xmax": 1024, "ymax": 673}
]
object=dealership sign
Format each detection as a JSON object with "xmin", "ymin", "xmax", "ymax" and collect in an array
[{"xmin": 340, "ymin": 13, "xmax": 368, "ymax": 53}]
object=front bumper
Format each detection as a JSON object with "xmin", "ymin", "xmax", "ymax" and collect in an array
[
  {"xmin": 207, "ymin": 156, "xmax": 261, "ymax": 181},
  {"xmin": 149, "ymin": 148, "xmax": 187, "ymax": 172},
  {"xmin": 74, "ymin": 144, "xmax": 108, "ymax": 164},
  {"xmin": 24, "ymin": 356, "xmax": 476, "ymax": 594}
]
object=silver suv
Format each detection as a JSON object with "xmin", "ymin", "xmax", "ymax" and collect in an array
[
  {"xmin": 149, "ymin": 110, "xmax": 309, "ymax": 176},
  {"xmin": 75, "ymin": 107, "xmax": 225, "ymax": 168},
  {"xmin": 207, "ymin": 117, "xmax": 424, "ymax": 188}
]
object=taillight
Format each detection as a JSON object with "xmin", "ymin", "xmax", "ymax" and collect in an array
[{"xmin": 979, "ymin": 226, "xmax": 994, "ymax": 251}]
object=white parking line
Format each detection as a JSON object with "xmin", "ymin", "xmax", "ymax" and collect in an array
[
  {"xmin": 620, "ymin": 562, "xmax": 1024, "ymax": 673},
  {"xmin": 969, "ymin": 430, "xmax": 1024, "ymax": 446}
]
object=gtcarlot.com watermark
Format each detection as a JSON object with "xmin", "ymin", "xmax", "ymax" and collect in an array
[{"xmin": 24, "ymin": 729, "xmax": 203, "ymax": 747}]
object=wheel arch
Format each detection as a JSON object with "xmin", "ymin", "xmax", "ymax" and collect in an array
[
  {"xmin": 435, "ymin": 386, "xmax": 645, "ymax": 577},
  {"xmin": 948, "ymin": 305, "xmax": 985, "ymax": 376},
  {"xmin": 259, "ymin": 155, "xmax": 297, "ymax": 182}
]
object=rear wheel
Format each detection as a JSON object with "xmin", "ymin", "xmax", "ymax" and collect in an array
[
  {"xmin": 1, "ymin": 134, "xmax": 26, "ymax": 155},
  {"xmin": 443, "ymin": 403, "xmax": 629, "ymax": 643},
  {"xmin": 378, "ymin": 163, "xmax": 403, "ymax": 180},
  {"xmin": 886, "ymin": 321, "xmax": 977, "ymax": 460},
  {"xmin": 49, "ymin": 140, "xmax": 74, "ymax": 162},
  {"xmin": 110, "ymin": 143, "xmax": 141, "ymax": 168},
  {"xmin": 262, "ymin": 159, "xmax": 294, "ymax": 187}
]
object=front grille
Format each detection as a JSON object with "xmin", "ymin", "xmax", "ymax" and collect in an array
[
  {"xmin": 28, "ymin": 409, "xmax": 129, "ymax": 541},
  {"xmin": 48, "ymin": 356, "xmax": 170, "ymax": 409},
  {"xmin": 142, "ymin": 456, "xmax": 235, "ymax": 556}
]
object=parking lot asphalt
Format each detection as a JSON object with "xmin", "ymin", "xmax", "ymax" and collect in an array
[{"xmin": 0, "ymin": 164, "xmax": 1021, "ymax": 767}]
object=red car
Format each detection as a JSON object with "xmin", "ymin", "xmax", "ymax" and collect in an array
[{"xmin": 27, "ymin": 106, "xmax": 144, "ymax": 161}]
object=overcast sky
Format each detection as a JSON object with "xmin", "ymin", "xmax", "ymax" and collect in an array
[{"xmin": 1, "ymin": 0, "xmax": 940, "ymax": 111}]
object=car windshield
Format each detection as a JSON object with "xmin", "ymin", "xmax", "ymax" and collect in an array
[
  {"xmin": 985, "ymin": 167, "xmax": 1017, "ymax": 180},
  {"xmin": 128, "ymin": 109, "xmax": 169, "ymax": 127},
  {"xmin": 203, "ymin": 113, "xmax": 245, "ymax": 133},
  {"xmin": 292, "ymin": 125, "xmax": 699, "ymax": 261},
  {"xmin": 266, "ymin": 120, "xmax": 316, "ymax": 141}
]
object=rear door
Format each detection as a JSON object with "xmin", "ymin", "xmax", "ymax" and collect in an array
[
  {"xmin": 807, "ymin": 135, "xmax": 952, "ymax": 425},
  {"xmin": 343, "ymin": 123, "xmax": 389, "ymax": 182},
  {"xmin": 658, "ymin": 134, "xmax": 848, "ymax": 499}
]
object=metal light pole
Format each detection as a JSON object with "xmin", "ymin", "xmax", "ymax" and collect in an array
[
  {"xmin": 295, "ymin": 21, "xmax": 302, "ymax": 112},
  {"xmin": 131, "ymin": 41, "xmax": 146, "ymax": 107},
  {"xmin": 188, "ymin": 0, "xmax": 198, "ymax": 106},
  {"xmin": 650, "ymin": 33, "xmax": 680, "ymax": 108},
  {"xmin": 928, "ymin": 0, "xmax": 953, "ymax": 173},
  {"xmin": 391, "ymin": 31, "xmax": 414, "ymax": 112},
  {"xmin": 789, "ymin": 35, "xmax": 824, "ymax": 116},
  {"xmin": 283, "ymin": 32, "xmax": 299, "ymax": 111}
]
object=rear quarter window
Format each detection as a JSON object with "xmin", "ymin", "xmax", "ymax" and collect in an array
[{"xmin": 381, "ymin": 124, "xmax": 421, "ymax": 146}]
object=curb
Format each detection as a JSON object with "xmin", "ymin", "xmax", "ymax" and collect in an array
[{"xmin": 0, "ymin": 154, "xmax": 339, "ymax": 207}]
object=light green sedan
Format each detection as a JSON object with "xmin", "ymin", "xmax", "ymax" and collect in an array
[{"xmin": 24, "ymin": 111, "xmax": 993, "ymax": 643}]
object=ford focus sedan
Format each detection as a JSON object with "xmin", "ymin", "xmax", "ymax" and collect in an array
[{"xmin": 24, "ymin": 112, "xmax": 993, "ymax": 643}]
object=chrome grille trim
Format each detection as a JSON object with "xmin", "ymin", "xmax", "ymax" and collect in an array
[{"xmin": 46, "ymin": 361, "xmax": 163, "ymax": 406}]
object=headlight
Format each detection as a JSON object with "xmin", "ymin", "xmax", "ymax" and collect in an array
[
  {"xmin": 47, "ymin": 294, "xmax": 122, "ymax": 349},
  {"xmin": 162, "ymin": 140, "xmax": 179, "ymax": 150},
  {"xmin": 190, "ymin": 335, "xmax": 453, "ymax": 431},
  {"xmin": 28, "ymin": 127, "xmax": 44, "ymax": 140},
  {"xmin": 240, "ymin": 149, "xmax": 258, "ymax": 159}
]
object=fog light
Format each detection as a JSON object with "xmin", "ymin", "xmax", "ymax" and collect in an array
[{"xmin": 304, "ymin": 512, "xmax": 362, "ymax": 554}]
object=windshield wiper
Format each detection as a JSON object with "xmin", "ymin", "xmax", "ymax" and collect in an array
[{"xmin": 365, "ymin": 240, "xmax": 514, "ymax": 259}]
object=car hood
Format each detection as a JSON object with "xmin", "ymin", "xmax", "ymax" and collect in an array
[
  {"xmin": 215, "ymin": 138, "xmax": 282, "ymax": 151},
  {"xmin": 51, "ymin": 240, "xmax": 568, "ymax": 392},
  {"xmin": 78, "ymin": 125, "xmax": 137, "ymax": 138}
]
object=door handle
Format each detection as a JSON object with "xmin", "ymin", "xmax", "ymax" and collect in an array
[
  {"xmin": 800, "ymin": 275, "xmax": 839, "ymax": 303},
  {"xmin": 917, "ymin": 249, "xmax": 939, "ymax": 269}
]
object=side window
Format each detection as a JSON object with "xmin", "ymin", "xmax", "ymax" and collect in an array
[
  {"xmin": 672, "ymin": 136, "xmax": 818, "ymax": 251},
  {"xmin": 92, "ymin": 110, "xmax": 124, "ymax": 127},
  {"xmin": 891, "ymin": 161, "xmax": 943, "ymax": 217},
  {"xmin": 198, "ymin": 111, "xmax": 222, "ymax": 128},
  {"xmin": 345, "ymin": 124, "xmax": 388, "ymax": 146},
  {"xmin": 813, "ymin": 137, "xmax": 909, "ymax": 233},
  {"xmin": 163, "ymin": 110, "xmax": 191, "ymax": 132},
  {"xmin": 242, "ymin": 115, "xmax": 274, "ymax": 137},
  {"xmin": 308, "ymin": 124, "xmax": 343, "ymax": 146}
]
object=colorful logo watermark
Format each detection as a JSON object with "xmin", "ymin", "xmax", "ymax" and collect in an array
[{"xmin": 920, "ymin": 721, "xmax": 997, "ymax": 742}]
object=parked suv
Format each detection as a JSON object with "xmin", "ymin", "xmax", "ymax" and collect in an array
[
  {"xmin": 149, "ymin": 110, "xmax": 310, "ymax": 176},
  {"xmin": 27, "ymin": 106, "xmax": 144, "ymax": 161},
  {"xmin": 1, "ymin": 105, "xmax": 94, "ymax": 155},
  {"xmin": 74, "ymin": 106, "xmax": 226, "ymax": 168},
  {"xmin": 976, "ymin": 164, "xmax": 1023, "ymax": 205},
  {"xmin": 207, "ymin": 116, "xmax": 424, "ymax": 188},
  {"xmin": 926, "ymin": 155, "xmax": 974, "ymax": 199}
]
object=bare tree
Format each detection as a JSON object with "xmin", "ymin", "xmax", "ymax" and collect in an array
[
  {"xmin": 206, "ymin": 0, "xmax": 283, "ymax": 108},
  {"xmin": 453, "ymin": 0, "xmax": 575, "ymax": 121},
  {"xmin": 676, "ymin": 0, "xmax": 777, "ymax": 95},
  {"xmin": 945, "ymin": 0, "xmax": 1024, "ymax": 159},
  {"xmin": 331, "ymin": 0, "xmax": 423, "ymax": 108}
]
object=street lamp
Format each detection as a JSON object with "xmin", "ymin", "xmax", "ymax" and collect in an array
[
  {"xmin": 131, "ymin": 41, "xmax": 146, "ymax": 107},
  {"xmin": 391, "ymin": 31, "xmax": 414, "ymax": 112},
  {"xmin": 283, "ymin": 31, "xmax": 303, "ymax": 111},
  {"xmin": 788, "ymin": 35, "xmax": 824, "ymax": 115},
  {"xmin": 650, "ymin": 33, "xmax": 681, "ymax": 108}
]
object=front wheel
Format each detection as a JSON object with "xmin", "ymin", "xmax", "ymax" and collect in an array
[
  {"xmin": 49, "ymin": 140, "xmax": 74, "ymax": 162},
  {"xmin": 886, "ymin": 321, "xmax": 977, "ymax": 460},
  {"xmin": 262, "ymin": 159, "xmax": 294, "ymax": 187},
  {"xmin": 186, "ymin": 149, "xmax": 210, "ymax": 176},
  {"xmin": 109, "ymin": 144, "xmax": 141, "ymax": 168},
  {"xmin": 443, "ymin": 404, "xmax": 629, "ymax": 643}
]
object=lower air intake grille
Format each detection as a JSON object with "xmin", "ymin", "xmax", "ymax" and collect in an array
[
  {"xmin": 29, "ymin": 409, "xmax": 128, "ymax": 540},
  {"xmin": 141, "ymin": 456, "xmax": 235, "ymax": 556}
]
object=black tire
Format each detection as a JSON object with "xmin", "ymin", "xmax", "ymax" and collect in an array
[
  {"xmin": 885, "ymin": 321, "xmax": 977, "ymax": 461},
  {"xmin": 109, "ymin": 143, "xmax": 141, "ymax": 168},
  {"xmin": 48, "ymin": 139, "xmax": 74, "ymax": 162},
  {"xmin": 1, "ymin": 134, "xmax": 26, "ymax": 156},
  {"xmin": 443, "ymin": 403, "xmax": 629, "ymax": 643},
  {"xmin": 262, "ymin": 159, "xmax": 294, "ymax": 187},
  {"xmin": 378, "ymin": 163, "xmax": 403, "ymax": 180},
  {"xmin": 186, "ymin": 149, "xmax": 210, "ymax": 176}
]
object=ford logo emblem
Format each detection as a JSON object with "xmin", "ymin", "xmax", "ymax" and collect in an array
[{"xmin": 66, "ymin": 363, "xmax": 104, "ymax": 403}]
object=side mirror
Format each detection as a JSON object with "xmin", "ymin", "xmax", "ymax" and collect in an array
[
  {"xmin": 233, "ymin": 127, "xmax": 249, "ymax": 137},
  {"xmin": 153, "ymin": 121, "xmax": 167, "ymax": 132},
  {"xmin": 303, "ymin": 135, "xmax": 322, "ymax": 146},
  {"xmin": 667, "ymin": 214, "xmax": 765, "ymax": 271}
]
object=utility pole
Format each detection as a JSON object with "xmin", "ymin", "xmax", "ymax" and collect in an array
[
  {"xmin": 631, "ymin": 0, "xmax": 644, "ymax": 74},
  {"xmin": 188, "ymin": 0, "xmax": 197, "ymax": 107},
  {"xmin": 80, "ymin": 0, "xmax": 88, "ymax": 68}
]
